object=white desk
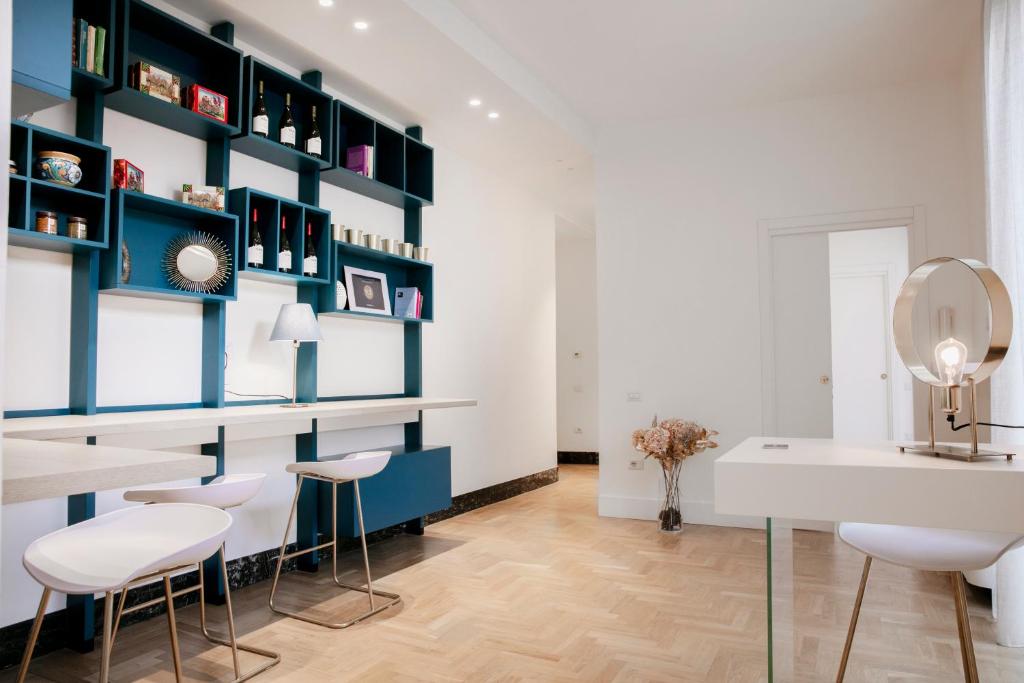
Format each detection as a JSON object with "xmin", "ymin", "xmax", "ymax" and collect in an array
[
  {"xmin": 2, "ymin": 438, "xmax": 216, "ymax": 504},
  {"xmin": 715, "ymin": 436, "xmax": 1024, "ymax": 533}
]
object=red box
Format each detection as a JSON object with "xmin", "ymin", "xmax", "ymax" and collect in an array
[
  {"xmin": 112, "ymin": 159, "xmax": 144, "ymax": 193},
  {"xmin": 187, "ymin": 84, "xmax": 228, "ymax": 123}
]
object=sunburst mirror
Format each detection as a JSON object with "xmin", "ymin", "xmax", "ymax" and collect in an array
[{"xmin": 163, "ymin": 232, "xmax": 232, "ymax": 294}]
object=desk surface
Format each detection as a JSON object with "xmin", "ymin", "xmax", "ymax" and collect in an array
[
  {"xmin": 3, "ymin": 397, "xmax": 478, "ymax": 440},
  {"xmin": 714, "ymin": 437, "xmax": 1024, "ymax": 533},
  {"xmin": 2, "ymin": 438, "xmax": 217, "ymax": 504}
]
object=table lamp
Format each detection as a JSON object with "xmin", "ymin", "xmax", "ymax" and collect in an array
[
  {"xmin": 270, "ymin": 303, "xmax": 323, "ymax": 408},
  {"xmin": 892, "ymin": 257, "xmax": 1013, "ymax": 461}
]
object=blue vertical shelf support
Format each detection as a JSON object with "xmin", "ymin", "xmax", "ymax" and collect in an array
[
  {"xmin": 199, "ymin": 21, "xmax": 234, "ymax": 601},
  {"xmin": 403, "ymin": 125, "xmax": 426, "ymax": 534},
  {"xmin": 64, "ymin": 88, "xmax": 105, "ymax": 653},
  {"xmin": 293, "ymin": 68, "xmax": 323, "ymax": 571}
]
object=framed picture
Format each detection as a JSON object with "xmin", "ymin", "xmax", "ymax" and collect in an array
[
  {"xmin": 187, "ymin": 84, "xmax": 229, "ymax": 123},
  {"xmin": 181, "ymin": 184, "xmax": 225, "ymax": 212},
  {"xmin": 343, "ymin": 266, "xmax": 391, "ymax": 315}
]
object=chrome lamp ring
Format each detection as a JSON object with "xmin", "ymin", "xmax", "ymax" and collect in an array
[{"xmin": 892, "ymin": 256, "xmax": 1012, "ymax": 387}]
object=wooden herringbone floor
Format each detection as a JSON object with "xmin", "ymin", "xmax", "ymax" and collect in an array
[{"xmin": 7, "ymin": 465, "xmax": 1024, "ymax": 682}]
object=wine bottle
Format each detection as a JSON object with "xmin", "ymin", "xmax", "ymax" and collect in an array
[
  {"xmin": 305, "ymin": 105, "xmax": 322, "ymax": 158},
  {"xmin": 279, "ymin": 93, "xmax": 296, "ymax": 148},
  {"xmin": 303, "ymin": 223, "xmax": 318, "ymax": 276},
  {"xmin": 248, "ymin": 208, "xmax": 263, "ymax": 268},
  {"xmin": 252, "ymin": 80, "xmax": 269, "ymax": 137},
  {"xmin": 278, "ymin": 215, "xmax": 292, "ymax": 272}
]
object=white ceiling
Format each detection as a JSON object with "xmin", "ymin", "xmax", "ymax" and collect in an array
[
  {"xmin": 167, "ymin": 0, "xmax": 983, "ymax": 232},
  {"xmin": 452, "ymin": 0, "xmax": 982, "ymax": 129}
]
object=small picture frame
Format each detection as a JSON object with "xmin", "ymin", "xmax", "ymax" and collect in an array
[
  {"xmin": 187, "ymin": 84, "xmax": 228, "ymax": 123},
  {"xmin": 343, "ymin": 266, "xmax": 391, "ymax": 316},
  {"xmin": 113, "ymin": 159, "xmax": 144, "ymax": 192},
  {"xmin": 181, "ymin": 184, "xmax": 225, "ymax": 212}
]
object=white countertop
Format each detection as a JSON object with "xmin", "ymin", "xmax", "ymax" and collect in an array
[
  {"xmin": 714, "ymin": 437, "xmax": 1024, "ymax": 534},
  {"xmin": 2, "ymin": 397, "xmax": 478, "ymax": 440},
  {"xmin": 2, "ymin": 438, "xmax": 217, "ymax": 504}
]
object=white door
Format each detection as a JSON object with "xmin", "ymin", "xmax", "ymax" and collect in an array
[
  {"xmin": 830, "ymin": 271, "xmax": 892, "ymax": 440},
  {"xmin": 770, "ymin": 233, "xmax": 833, "ymax": 437}
]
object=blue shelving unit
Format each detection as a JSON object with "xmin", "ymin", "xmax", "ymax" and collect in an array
[
  {"xmin": 7, "ymin": 121, "xmax": 111, "ymax": 253},
  {"xmin": 319, "ymin": 240, "xmax": 433, "ymax": 323},
  {"xmin": 106, "ymin": 0, "xmax": 242, "ymax": 140},
  {"xmin": 101, "ymin": 190, "xmax": 239, "ymax": 302},
  {"xmin": 227, "ymin": 187, "xmax": 331, "ymax": 284}
]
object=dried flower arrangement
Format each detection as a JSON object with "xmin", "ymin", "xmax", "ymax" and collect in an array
[{"xmin": 632, "ymin": 416, "xmax": 719, "ymax": 531}]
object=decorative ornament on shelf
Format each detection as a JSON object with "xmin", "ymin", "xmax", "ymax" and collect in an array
[
  {"xmin": 163, "ymin": 232, "xmax": 232, "ymax": 294},
  {"xmin": 120, "ymin": 241, "xmax": 131, "ymax": 283},
  {"xmin": 632, "ymin": 416, "xmax": 718, "ymax": 533}
]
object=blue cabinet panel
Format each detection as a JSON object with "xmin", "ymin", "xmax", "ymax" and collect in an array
[
  {"xmin": 318, "ymin": 445, "xmax": 452, "ymax": 537},
  {"xmin": 13, "ymin": 0, "xmax": 73, "ymax": 115}
]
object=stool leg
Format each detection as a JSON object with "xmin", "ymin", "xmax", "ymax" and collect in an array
[
  {"xmin": 99, "ymin": 590, "xmax": 114, "ymax": 683},
  {"xmin": 110, "ymin": 588, "xmax": 128, "ymax": 648},
  {"xmin": 163, "ymin": 575, "xmax": 183, "ymax": 682},
  {"xmin": 836, "ymin": 556, "xmax": 872, "ymax": 682},
  {"xmin": 354, "ymin": 480, "xmax": 375, "ymax": 611},
  {"xmin": 15, "ymin": 587, "xmax": 51, "ymax": 683},
  {"xmin": 951, "ymin": 571, "xmax": 980, "ymax": 683},
  {"xmin": 269, "ymin": 475, "xmax": 304, "ymax": 613},
  {"xmin": 219, "ymin": 545, "xmax": 242, "ymax": 679}
]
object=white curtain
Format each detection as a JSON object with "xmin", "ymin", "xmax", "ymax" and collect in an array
[{"xmin": 985, "ymin": 0, "xmax": 1024, "ymax": 444}]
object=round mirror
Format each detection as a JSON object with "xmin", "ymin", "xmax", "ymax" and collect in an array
[
  {"xmin": 893, "ymin": 257, "xmax": 1012, "ymax": 387},
  {"xmin": 176, "ymin": 244, "xmax": 219, "ymax": 282}
]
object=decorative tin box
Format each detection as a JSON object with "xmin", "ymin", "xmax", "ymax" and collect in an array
[
  {"xmin": 180, "ymin": 184, "xmax": 225, "ymax": 212},
  {"xmin": 186, "ymin": 84, "xmax": 228, "ymax": 123},
  {"xmin": 113, "ymin": 159, "xmax": 144, "ymax": 193},
  {"xmin": 129, "ymin": 61, "xmax": 181, "ymax": 105}
]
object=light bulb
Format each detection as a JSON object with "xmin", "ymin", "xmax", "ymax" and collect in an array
[{"xmin": 934, "ymin": 336, "xmax": 968, "ymax": 386}]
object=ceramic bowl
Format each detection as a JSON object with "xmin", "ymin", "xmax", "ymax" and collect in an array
[{"xmin": 35, "ymin": 151, "xmax": 82, "ymax": 187}]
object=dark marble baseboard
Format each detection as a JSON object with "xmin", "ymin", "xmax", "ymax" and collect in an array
[
  {"xmin": 558, "ymin": 451, "xmax": 599, "ymax": 465},
  {"xmin": 0, "ymin": 466, "xmax": 560, "ymax": 670}
]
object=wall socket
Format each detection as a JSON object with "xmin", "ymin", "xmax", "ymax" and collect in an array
[
  {"xmin": 628, "ymin": 459, "xmax": 644, "ymax": 470},
  {"xmin": 573, "ymin": 427, "xmax": 583, "ymax": 434},
  {"xmin": 627, "ymin": 392, "xmax": 642, "ymax": 402}
]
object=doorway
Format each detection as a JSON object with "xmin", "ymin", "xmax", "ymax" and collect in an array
[{"xmin": 759, "ymin": 207, "xmax": 925, "ymax": 441}]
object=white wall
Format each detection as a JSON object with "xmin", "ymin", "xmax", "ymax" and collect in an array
[
  {"xmin": 595, "ymin": 74, "xmax": 986, "ymax": 525},
  {"xmin": 555, "ymin": 228, "xmax": 598, "ymax": 452},
  {"xmin": 1, "ymin": 3, "xmax": 556, "ymax": 626}
]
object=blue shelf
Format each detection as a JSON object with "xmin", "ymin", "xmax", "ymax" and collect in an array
[
  {"xmin": 335, "ymin": 240, "xmax": 432, "ymax": 270},
  {"xmin": 320, "ymin": 239, "xmax": 433, "ymax": 323},
  {"xmin": 227, "ymin": 187, "xmax": 331, "ymax": 284},
  {"xmin": 320, "ymin": 309, "xmax": 432, "ymax": 324},
  {"xmin": 320, "ymin": 165, "xmax": 430, "ymax": 210},
  {"xmin": 69, "ymin": 0, "xmax": 116, "ymax": 96},
  {"xmin": 107, "ymin": 0, "xmax": 242, "ymax": 141},
  {"xmin": 101, "ymin": 190, "xmax": 238, "ymax": 302},
  {"xmin": 231, "ymin": 56, "xmax": 333, "ymax": 172}
]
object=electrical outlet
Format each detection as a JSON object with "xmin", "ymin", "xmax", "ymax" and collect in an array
[
  {"xmin": 627, "ymin": 392, "xmax": 642, "ymax": 402},
  {"xmin": 628, "ymin": 459, "xmax": 644, "ymax": 470},
  {"xmin": 572, "ymin": 351, "xmax": 583, "ymax": 360},
  {"xmin": 574, "ymin": 427, "xmax": 583, "ymax": 434}
]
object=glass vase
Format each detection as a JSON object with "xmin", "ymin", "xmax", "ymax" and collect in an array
[{"xmin": 659, "ymin": 459, "xmax": 683, "ymax": 532}]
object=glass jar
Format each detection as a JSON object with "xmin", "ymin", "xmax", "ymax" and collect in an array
[
  {"xmin": 35, "ymin": 211, "xmax": 58, "ymax": 234},
  {"xmin": 67, "ymin": 216, "xmax": 88, "ymax": 240}
]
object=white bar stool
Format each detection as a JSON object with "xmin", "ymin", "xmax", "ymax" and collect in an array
[
  {"xmin": 836, "ymin": 522, "xmax": 1024, "ymax": 683},
  {"xmin": 123, "ymin": 473, "xmax": 280, "ymax": 681},
  {"xmin": 17, "ymin": 503, "xmax": 232, "ymax": 683},
  {"xmin": 269, "ymin": 451, "xmax": 401, "ymax": 628}
]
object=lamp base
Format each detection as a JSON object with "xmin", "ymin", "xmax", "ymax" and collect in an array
[
  {"xmin": 279, "ymin": 403, "xmax": 311, "ymax": 409},
  {"xmin": 899, "ymin": 443, "xmax": 1014, "ymax": 462}
]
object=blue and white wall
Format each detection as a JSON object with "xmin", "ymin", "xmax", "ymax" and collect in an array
[{"xmin": 1, "ymin": 2, "xmax": 557, "ymax": 626}]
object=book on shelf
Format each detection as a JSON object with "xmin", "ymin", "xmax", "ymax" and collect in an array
[
  {"xmin": 71, "ymin": 18, "xmax": 77, "ymax": 68},
  {"xmin": 77, "ymin": 19, "xmax": 88, "ymax": 69},
  {"xmin": 86, "ymin": 25, "xmax": 96, "ymax": 73},
  {"xmin": 395, "ymin": 287, "xmax": 420, "ymax": 319},
  {"xmin": 346, "ymin": 145, "xmax": 373, "ymax": 177},
  {"xmin": 94, "ymin": 27, "xmax": 106, "ymax": 76}
]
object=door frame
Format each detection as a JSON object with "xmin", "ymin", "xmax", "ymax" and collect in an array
[
  {"xmin": 829, "ymin": 264, "xmax": 897, "ymax": 440},
  {"xmin": 758, "ymin": 206, "xmax": 927, "ymax": 436}
]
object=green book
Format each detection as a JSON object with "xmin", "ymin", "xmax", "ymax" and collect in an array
[{"xmin": 94, "ymin": 27, "xmax": 106, "ymax": 77}]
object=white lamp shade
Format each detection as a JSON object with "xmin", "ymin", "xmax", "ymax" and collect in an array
[{"xmin": 269, "ymin": 303, "xmax": 323, "ymax": 342}]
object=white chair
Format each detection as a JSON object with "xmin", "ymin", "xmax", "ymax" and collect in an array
[
  {"xmin": 17, "ymin": 504, "xmax": 233, "ymax": 683},
  {"xmin": 123, "ymin": 473, "xmax": 279, "ymax": 681},
  {"xmin": 269, "ymin": 451, "xmax": 401, "ymax": 628},
  {"xmin": 836, "ymin": 522, "xmax": 1024, "ymax": 683}
]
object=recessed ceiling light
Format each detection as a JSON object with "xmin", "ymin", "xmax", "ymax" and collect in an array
[
  {"xmin": 468, "ymin": 98, "xmax": 482, "ymax": 107},
  {"xmin": 318, "ymin": 0, "xmax": 334, "ymax": 6},
  {"xmin": 353, "ymin": 20, "xmax": 369, "ymax": 30},
  {"xmin": 488, "ymin": 111, "xmax": 500, "ymax": 119}
]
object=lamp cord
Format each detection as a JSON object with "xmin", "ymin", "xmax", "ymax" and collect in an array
[
  {"xmin": 946, "ymin": 415, "xmax": 1024, "ymax": 431},
  {"xmin": 225, "ymin": 389, "xmax": 290, "ymax": 400}
]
